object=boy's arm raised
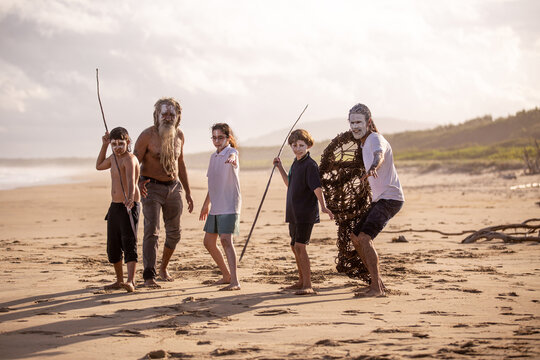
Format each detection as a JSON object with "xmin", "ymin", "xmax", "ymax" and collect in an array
[{"xmin": 96, "ymin": 133, "xmax": 112, "ymax": 170}]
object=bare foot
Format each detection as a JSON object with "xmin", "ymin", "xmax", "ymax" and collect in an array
[
  {"xmin": 213, "ymin": 278, "xmax": 231, "ymax": 285},
  {"xmin": 283, "ymin": 283, "xmax": 303, "ymax": 290},
  {"xmin": 219, "ymin": 283, "xmax": 241, "ymax": 291},
  {"xmin": 104, "ymin": 281, "xmax": 123, "ymax": 290},
  {"xmin": 141, "ymin": 279, "xmax": 161, "ymax": 288},
  {"xmin": 295, "ymin": 288, "xmax": 317, "ymax": 295},
  {"xmin": 122, "ymin": 282, "xmax": 135, "ymax": 293},
  {"xmin": 355, "ymin": 286, "xmax": 370, "ymax": 293},
  {"xmin": 354, "ymin": 289, "xmax": 386, "ymax": 298},
  {"xmin": 158, "ymin": 268, "xmax": 174, "ymax": 282}
]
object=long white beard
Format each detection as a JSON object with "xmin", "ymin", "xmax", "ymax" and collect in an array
[{"xmin": 159, "ymin": 123, "xmax": 177, "ymax": 176}]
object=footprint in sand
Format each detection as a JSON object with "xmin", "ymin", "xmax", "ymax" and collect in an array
[
  {"xmin": 81, "ymin": 314, "xmax": 113, "ymax": 319},
  {"xmin": 342, "ymin": 310, "xmax": 372, "ymax": 316},
  {"xmin": 210, "ymin": 347, "xmax": 260, "ymax": 356},
  {"xmin": 315, "ymin": 339, "xmax": 341, "ymax": 346},
  {"xmin": 255, "ymin": 308, "xmax": 297, "ymax": 316},
  {"xmin": 112, "ymin": 329, "xmax": 146, "ymax": 337},
  {"xmin": 144, "ymin": 350, "xmax": 167, "ymax": 358},
  {"xmin": 19, "ymin": 330, "xmax": 60, "ymax": 335},
  {"xmin": 248, "ymin": 326, "xmax": 286, "ymax": 333}
]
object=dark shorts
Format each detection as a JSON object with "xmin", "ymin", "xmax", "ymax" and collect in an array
[
  {"xmin": 353, "ymin": 199, "xmax": 403, "ymax": 239},
  {"xmin": 289, "ymin": 223, "xmax": 314, "ymax": 246},
  {"xmin": 203, "ymin": 214, "xmax": 240, "ymax": 235},
  {"xmin": 105, "ymin": 202, "xmax": 140, "ymax": 264}
]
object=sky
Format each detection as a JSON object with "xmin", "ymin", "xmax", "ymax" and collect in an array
[{"xmin": 0, "ymin": 0, "xmax": 539, "ymax": 158}]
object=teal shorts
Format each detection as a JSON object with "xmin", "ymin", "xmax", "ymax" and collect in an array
[{"xmin": 203, "ymin": 214, "xmax": 240, "ymax": 235}]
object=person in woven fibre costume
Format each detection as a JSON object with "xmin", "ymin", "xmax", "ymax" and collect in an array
[{"xmin": 348, "ymin": 103, "xmax": 404, "ymax": 297}]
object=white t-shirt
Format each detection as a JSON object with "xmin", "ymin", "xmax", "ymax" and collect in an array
[
  {"xmin": 207, "ymin": 145, "xmax": 242, "ymax": 215},
  {"xmin": 361, "ymin": 132, "xmax": 404, "ymax": 202}
]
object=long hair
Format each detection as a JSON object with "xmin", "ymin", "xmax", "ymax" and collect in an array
[
  {"xmin": 153, "ymin": 98, "xmax": 182, "ymax": 176},
  {"xmin": 348, "ymin": 103, "xmax": 378, "ymax": 133},
  {"xmin": 211, "ymin": 123, "xmax": 237, "ymax": 148},
  {"xmin": 153, "ymin": 97, "xmax": 182, "ymax": 129}
]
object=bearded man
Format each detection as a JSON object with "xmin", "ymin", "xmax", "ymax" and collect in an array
[
  {"xmin": 348, "ymin": 103, "xmax": 404, "ymax": 297},
  {"xmin": 134, "ymin": 97, "xmax": 194, "ymax": 287}
]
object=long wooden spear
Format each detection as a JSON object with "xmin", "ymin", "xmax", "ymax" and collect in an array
[
  {"xmin": 239, "ymin": 104, "xmax": 309, "ymax": 262},
  {"xmin": 96, "ymin": 68, "xmax": 137, "ymax": 238}
]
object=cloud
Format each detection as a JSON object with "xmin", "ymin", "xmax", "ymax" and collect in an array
[
  {"xmin": 0, "ymin": 60, "xmax": 50, "ymax": 112},
  {"xmin": 0, "ymin": 0, "xmax": 539, "ymax": 158},
  {"xmin": 0, "ymin": 0, "xmax": 120, "ymax": 36}
]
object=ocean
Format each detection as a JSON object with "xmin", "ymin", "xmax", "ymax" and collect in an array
[{"xmin": 0, "ymin": 158, "xmax": 95, "ymax": 191}]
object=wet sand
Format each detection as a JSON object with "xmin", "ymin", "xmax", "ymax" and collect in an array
[{"xmin": 0, "ymin": 168, "xmax": 539, "ymax": 359}]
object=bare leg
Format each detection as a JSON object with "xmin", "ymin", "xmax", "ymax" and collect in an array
[
  {"xmin": 159, "ymin": 245, "xmax": 175, "ymax": 281},
  {"xmin": 204, "ymin": 232, "xmax": 231, "ymax": 284},
  {"xmin": 351, "ymin": 232, "xmax": 385, "ymax": 297},
  {"xmin": 284, "ymin": 245, "xmax": 303, "ymax": 290},
  {"xmin": 105, "ymin": 261, "xmax": 123, "ymax": 290},
  {"xmin": 122, "ymin": 261, "xmax": 136, "ymax": 293},
  {"xmin": 350, "ymin": 233, "xmax": 370, "ymax": 292},
  {"xmin": 293, "ymin": 243, "xmax": 316, "ymax": 295},
  {"xmin": 218, "ymin": 234, "xmax": 240, "ymax": 291}
]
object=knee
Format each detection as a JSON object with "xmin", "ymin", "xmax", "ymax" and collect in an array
[
  {"xmin": 220, "ymin": 236, "xmax": 233, "ymax": 250},
  {"xmin": 124, "ymin": 252, "xmax": 137, "ymax": 263},
  {"xmin": 351, "ymin": 232, "xmax": 371, "ymax": 248},
  {"xmin": 293, "ymin": 242, "xmax": 306, "ymax": 254},
  {"xmin": 165, "ymin": 234, "xmax": 180, "ymax": 249}
]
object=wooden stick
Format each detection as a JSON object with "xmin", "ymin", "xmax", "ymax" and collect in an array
[
  {"xmin": 96, "ymin": 68, "xmax": 137, "ymax": 238},
  {"xmin": 239, "ymin": 104, "xmax": 309, "ymax": 261}
]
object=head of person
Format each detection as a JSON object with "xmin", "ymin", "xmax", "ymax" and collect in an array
[
  {"xmin": 211, "ymin": 123, "xmax": 237, "ymax": 151},
  {"xmin": 153, "ymin": 97, "xmax": 182, "ymax": 176},
  {"xmin": 109, "ymin": 127, "xmax": 131, "ymax": 155},
  {"xmin": 153, "ymin": 98, "xmax": 182, "ymax": 129},
  {"xmin": 288, "ymin": 129, "xmax": 314, "ymax": 159},
  {"xmin": 348, "ymin": 103, "xmax": 378, "ymax": 140}
]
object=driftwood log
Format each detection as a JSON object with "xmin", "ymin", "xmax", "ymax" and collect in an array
[
  {"xmin": 461, "ymin": 218, "xmax": 540, "ymax": 243},
  {"xmin": 320, "ymin": 131, "xmax": 372, "ymax": 283}
]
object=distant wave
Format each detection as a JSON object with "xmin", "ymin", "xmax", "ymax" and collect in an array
[{"xmin": 0, "ymin": 158, "xmax": 95, "ymax": 190}]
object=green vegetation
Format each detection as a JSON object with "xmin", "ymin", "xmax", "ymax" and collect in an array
[
  {"xmin": 185, "ymin": 107, "xmax": 539, "ymax": 172},
  {"xmin": 395, "ymin": 144, "xmax": 536, "ymax": 162}
]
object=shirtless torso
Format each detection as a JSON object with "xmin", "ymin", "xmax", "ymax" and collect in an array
[
  {"xmin": 110, "ymin": 152, "xmax": 141, "ymax": 204},
  {"xmin": 134, "ymin": 126, "xmax": 184, "ymax": 182}
]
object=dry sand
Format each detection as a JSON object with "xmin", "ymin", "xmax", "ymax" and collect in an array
[{"xmin": 0, "ymin": 168, "xmax": 539, "ymax": 359}]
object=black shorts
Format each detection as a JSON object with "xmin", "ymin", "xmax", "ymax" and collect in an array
[
  {"xmin": 289, "ymin": 223, "xmax": 314, "ymax": 246},
  {"xmin": 105, "ymin": 202, "xmax": 140, "ymax": 264},
  {"xmin": 353, "ymin": 199, "xmax": 403, "ymax": 239}
]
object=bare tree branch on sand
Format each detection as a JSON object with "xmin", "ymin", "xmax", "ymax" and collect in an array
[{"xmin": 461, "ymin": 218, "xmax": 540, "ymax": 243}]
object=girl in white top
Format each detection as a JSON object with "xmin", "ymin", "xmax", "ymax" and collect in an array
[{"xmin": 199, "ymin": 123, "xmax": 241, "ymax": 291}]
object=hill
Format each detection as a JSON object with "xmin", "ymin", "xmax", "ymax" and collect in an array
[
  {"xmin": 241, "ymin": 117, "xmax": 433, "ymax": 146},
  {"xmin": 184, "ymin": 108, "xmax": 540, "ymax": 171},
  {"xmin": 386, "ymin": 108, "xmax": 540, "ymax": 151}
]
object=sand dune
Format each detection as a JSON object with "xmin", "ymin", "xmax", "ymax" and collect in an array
[{"xmin": 0, "ymin": 168, "xmax": 539, "ymax": 359}]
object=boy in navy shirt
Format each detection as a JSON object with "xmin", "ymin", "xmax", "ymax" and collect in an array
[{"xmin": 274, "ymin": 129, "xmax": 334, "ymax": 295}]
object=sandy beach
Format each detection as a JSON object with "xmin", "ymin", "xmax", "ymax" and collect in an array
[{"xmin": 0, "ymin": 168, "xmax": 539, "ymax": 359}]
